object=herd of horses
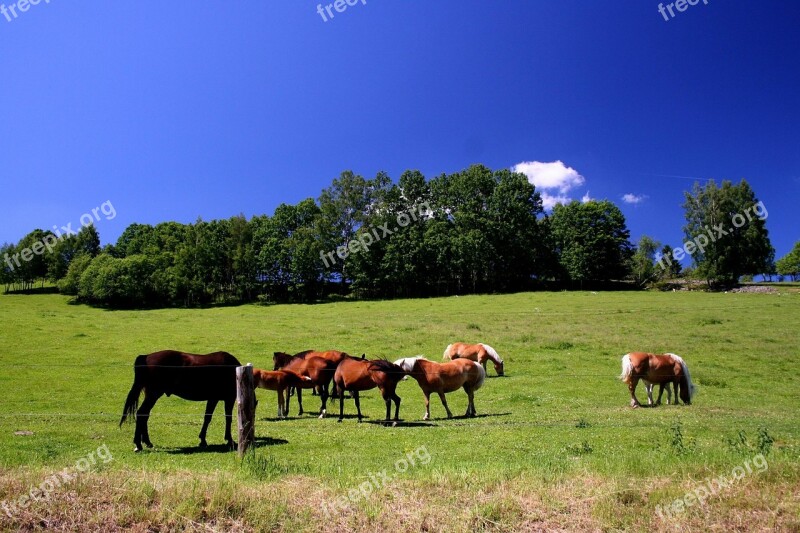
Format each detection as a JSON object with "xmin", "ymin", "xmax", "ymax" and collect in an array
[{"xmin": 119, "ymin": 344, "xmax": 694, "ymax": 452}]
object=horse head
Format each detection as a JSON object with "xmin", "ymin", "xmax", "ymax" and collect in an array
[
  {"xmin": 273, "ymin": 352, "xmax": 291, "ymax": 371},
  {"xmin": 679, "ymin": 376, "xmax": 692, "ymax": 405},
  {"xmin": 493, "ymin": 360, "xmax": 505, "ymax": 376}
]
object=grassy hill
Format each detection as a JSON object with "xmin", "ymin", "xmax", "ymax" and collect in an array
[{"xmin": 1, "ymin": 291, "xmax": 798, "ymax": 531}]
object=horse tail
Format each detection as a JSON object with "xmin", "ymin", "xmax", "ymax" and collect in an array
[
  {"xmin": 619, "ymin": 354, "xmax": 633, "ymax": 383},
  {"xmin": 472, "ymin": 361, "xmax": 486, "ymax": 391},
  {"xmin": 480, "ymin": 343, "xmax": 502, "ymax": 364},
  {"xmin": 667, "ymin": 353, "xmax": 696, "ymax": 401},
  {"xmin": 119, "ymin": 354, "xmax": 147, "ymax": 427},
  {"xmin": 443, "ymin": 344, "xmax": 454, "ymax": 361}
]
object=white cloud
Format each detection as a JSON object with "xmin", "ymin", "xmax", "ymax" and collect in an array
[
  {"xmin": 581, "ymin": 191, "xmax": 593, "ymax": 203},
  {"xmin": 512, "ymin": 160, "xmax": 587, "ymax": 210},
  {"xmin": 540, "ymin": 193, "xmax": 572, "ymax": 210},
  {"xmin": 512, "ymin": 160, "xmax": 585, "ymax": 194},
  {"xmin": 622, "ymin": 193, "xmax": 647, "ymax": 204}
]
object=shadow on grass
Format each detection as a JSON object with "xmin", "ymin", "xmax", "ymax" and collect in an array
[
  {"xmin": 362, "ymin": 420, "xmax": 438, "ymax": 427},
  {"xmin": 161, "ymin": 436, "xmax": 289, "ymax": 454},
  {"xmin": 448, "ymin": 412, "xmax": 513, "ymax": 420},
  {"xmin": 254, "ymin": 436, "xmax": 290, "ymax": 448},
  {"xmin": 163, "ymin": 443, "xmax": 237, "ymax": 455}
]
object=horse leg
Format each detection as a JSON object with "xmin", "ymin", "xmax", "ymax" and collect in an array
[
  {"xmin": 135, "ymin": 390, "xmax": 162, "ymax": 452},
  {"xmin": 645, "ymin": 383, "xmax": 654, "ymax": 406},
  {"xmin": 671, "ymin": 380, "xmax": 679, "ymax": 405},
  {"xmin": 337, "ymin": 384, "xmax": 345, "ymax": 422},
  {"xmin": 353, "ymin": 391, "xmax": 363, "ymax": 422},
  {"xmin": 655, "ymin": 383, "xmax": 666, "ymax": 406},
  {"xmin": 438, "ymin": 391, "xmax": 453, "ymax": 418},
  {"xmin": 628, "ymin": 378, "xmax": 641, "ymax": 408},
  {"xmin": 383, "ymin": 389, "xmax": 392, "ymax": 421},
  {"xmin": 464, "ymin": 385, "xmax": 476, "ymax": 417},
  {"xmin": 297, "ymin": 387, "xmax": 304, "ymax": 416},
  {"xmin": 319, "ymin": 381, "xmax": 329, "ymax": 419},
  {"xmin": 277, "ymin": 389, "xmax": 285, "ymax": 418},
  {"xmin": 199, "ymin": 399, "xmax": 219, "ymax": 448},
  {"xmin": 392, "ymin": 391, "xmax": 401, "ymax": 421},
  {"xmin": 223, "ymin": 398, "xmax": 236, "ymax": 450},
  {"xmin": 422, "ymin": 391, "xmax": 431, "ymax": 420}
]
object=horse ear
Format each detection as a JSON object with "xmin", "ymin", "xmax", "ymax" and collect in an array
[{"xmin": 361, "ymin": 353, "xmax": 366, "ymax": 359}]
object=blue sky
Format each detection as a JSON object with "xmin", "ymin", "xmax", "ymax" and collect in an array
[{"xmin": 1, "ymin": 1, "xmax": 798, "ymax": 262}]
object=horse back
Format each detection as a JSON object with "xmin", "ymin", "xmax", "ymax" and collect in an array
[
  {"xmin": 334, "ymin": 357, "xmax": 375, "ymax": 390},
  {"xmin": 629, "ymin": 352, "xmax": 681, "ymax": 382},
  {"xmin": 141, "ymin": 350, "xmax": 240, "ymax": 401}
]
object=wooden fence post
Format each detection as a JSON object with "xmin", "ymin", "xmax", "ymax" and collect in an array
[{"xmin": 236, "ymin": 363, "xmax": 256, "ymax": 457}]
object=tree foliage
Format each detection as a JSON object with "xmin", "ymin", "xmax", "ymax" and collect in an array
[
  {"xmin": 3, "ymin": 166, "xmax": 782, "ymax": 306},
  {"xmin": 548, "ymin": 200, "xmax": 633, "ymax": 285},
  {"xmin": 683, "ymin": 180, "xmax": 774, "ymax": 286},
  {"xmin": 776, "ymin": 241, "xmax": 800, "ymax": 281}
]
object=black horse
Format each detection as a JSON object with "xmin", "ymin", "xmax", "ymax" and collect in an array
[{"xmin": 119, "ymin": 350, "xmax": 241, "ymax": 452}]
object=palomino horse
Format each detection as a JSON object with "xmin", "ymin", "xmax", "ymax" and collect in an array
[
  {"xmin": 119, "ymin": 350, "xmax": 240, "ymax": 452},
  {"xmin": 619, "ymin": 352, "xmax": 695, "ymax": 408},
  {"xmin": 394, "ymin": 356, "xmax": 485, "ymax": 419},
  {"xmin": 253, "ymin": 368, "xmax": 311, "ymax": 418},
  {"xmin": 272, "ymin": 351, "xmax": 341, "ymax": 418},
  {"xmin": 443, "ymin": 342, "xmax": 504, "ymax": 376},
  {"xmin": 333, "ymin": 357, "xmax": 406, "ymax": 424}
]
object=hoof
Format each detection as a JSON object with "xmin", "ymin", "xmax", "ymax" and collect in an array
[
  {"xmin": 423, "ymin": 414, "xmax": 429, "ymax": 421},
  {"xmin": 144, "ymin": 442, "xmax": 154, "ymax": 449},
  {"xmin": 198, "ymin": 441, "xmax": 208, "ymax": 448},
  {"xmin": 318, "ymin": 413, "xmax": 325, "ymax": 419},
  {"xmin": 337, "ymin": 419, "xmax": 343, "ymax": 423},
  {"xmin": 134, "ymin": 446, "xmax": 142, "ymax": 453}
]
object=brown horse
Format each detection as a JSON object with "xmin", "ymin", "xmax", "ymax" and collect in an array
[
  {"xmin": 443, "ymin": 342, "xmax": 504, "ymax": 376},
  {"xmin": 272, "ymin": 351, "xmax": 339, "ymax": 417},
  {"xmin": 395, "ymin": 356, "xmax": 485, "ymax": 419},
  {"xmin": 253, "ymin": 368, "xmax": 311, "ymax": 418},
  {"xmin": 119, "ymin": 350, "xmax": 241, "ymax": 452},
  {"xmin": 333, "ymin": 357, "xmax": 406, "ymax": 423},
  {"xmin": 619, "ymin": 352, "xmax": 695, "ymax": 408}
]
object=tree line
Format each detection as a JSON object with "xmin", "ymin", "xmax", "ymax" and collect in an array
[{"xmin": 1, "ymin": 165, "xmax": 790, "ymax": 307}]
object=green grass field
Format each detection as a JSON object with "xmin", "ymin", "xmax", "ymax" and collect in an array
[{"xmin": 1, "ymin": 290, "xmax": 799, "ymax": 531}]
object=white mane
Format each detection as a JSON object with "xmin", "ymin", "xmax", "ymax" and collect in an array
[
  {"xmin": 665, "ymin": 353, "xmax": 696, "ymax": 399},
  {"xmin": 393, "ymin": 355, "xmax": 427, "ymax": 373},
  {"xmin": 480, "ymin": 343, "xmax": 503, "ymax": 364}
]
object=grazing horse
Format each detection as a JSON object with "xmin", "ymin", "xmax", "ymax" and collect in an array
[
  {"xmin": 395, "ymin": 356, "xmax": 485, "ymax": 419},
  {"xmin": 619, "ymin": 352, "xmax": 695, "ymax": 408},
  {"xmin": 253, "ymin": 368, "xmax": 312, "ymax": 418},
  {"xmin": 333, "ymin": 357, "xmax": 406, "ymax": 423},
  {"xmin": 443, "ymin": 342, "xmax": 504, "ymax": 376},
  {"xmin": 272, "ymin": 352, "xmax": 339, "ymax": 418},
  {"xmin": 119, "ymin": 350, "xmax": 240, "ymax": 452}
]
